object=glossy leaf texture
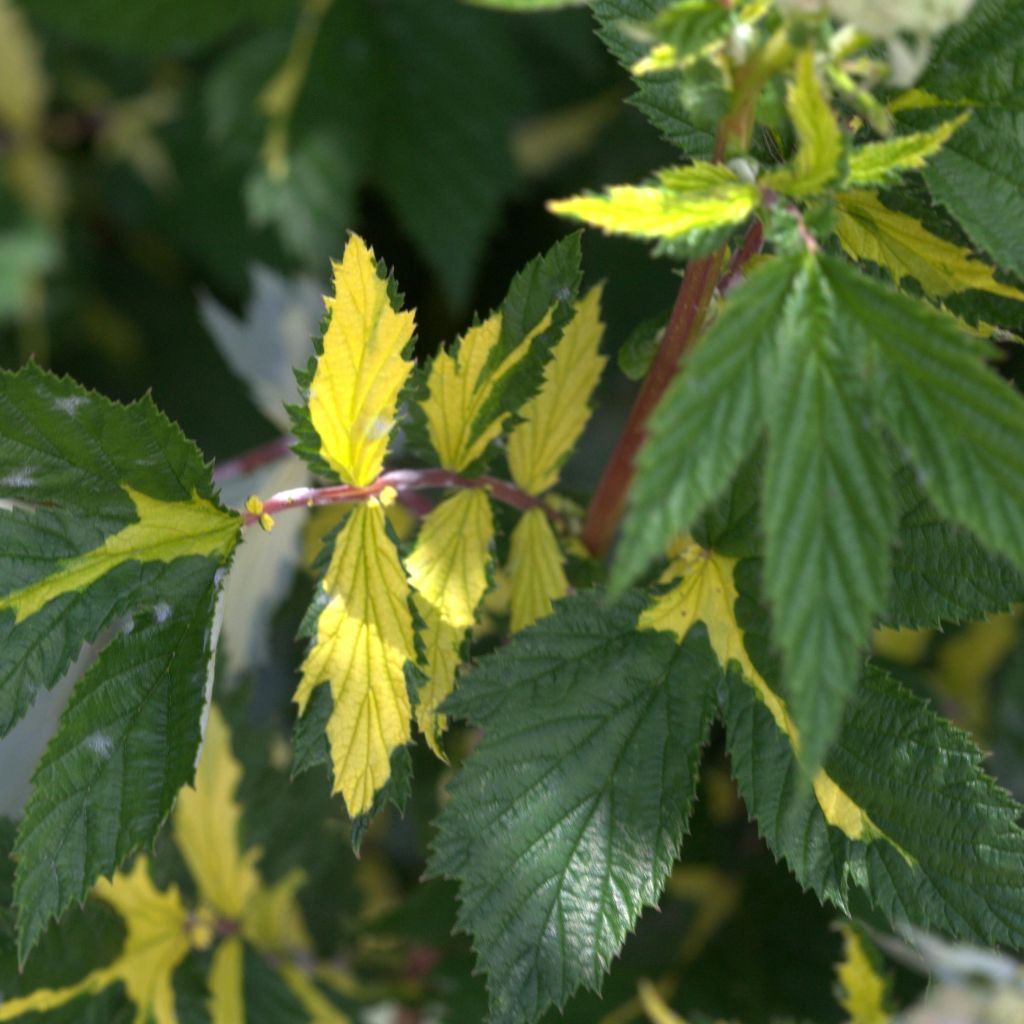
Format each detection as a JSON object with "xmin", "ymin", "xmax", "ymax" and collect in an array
[
  {"xmin": 429, "ymin": 590, "xmax": 719, "ymax": 1024},
  {"xmin": 0, "ymin": 363, "xmax": 239, "ymax": 961}
]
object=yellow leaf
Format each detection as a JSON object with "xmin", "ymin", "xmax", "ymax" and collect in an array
[
  {"xmin": 0, "ymin": 0, "xmax": 47, "ymax": 134},
  {"xmin": 836, "ymin": 190, "xmax": 1024, "ymax": 302},
  {"xmin": 763, "ymin": 49, "xmax": 843, "ymax": 197},
  {"xmin": 309, "ymin": 233, "xmax": 415, "ymax": 486},
  {"xmin": 421, "ymin": 308, "xmax": 553, "ymax": 472},
  {"xmin": 507, "ymin": 507, "xmax": 568, "ymax": 633},
  {"xmin": 295, "ymin": 502, "xmax": 417, "ymax": 816},
  {"xmin": 549, "ymin": 162, "xmax": 759, "ymax": 239},
  {"xmin": 173, "ymin": 705, "xmax": 262, "ymax": 921},
  {"xmin": 0, "ymin": 857, "xmax": 192, "ymax": 1024},
  {"xmin": 406, "ymin": 489, "xmax": 494, "ymax": 752},
  {"xmin": 208, "ymin": 937, "xmax": 245, "ymax": 1024},
  {"xmin": 872, "ymin": 625, "xmax": 932, "ymax": 665},
  {"xmin": 0, "ymin": 486, "xmax": 239, "ymax": 625},
  {"xmin": 639, "ymin": 540, "xmax": 886, "ymax": 845},
  {"xmin": 507, "ymin": 283, "xmax": 607, "ymax": 495},
  {"xmin": 837, "ymin": 926, "xmax": 891, "ymax": 1024},
  {"xmin": 847, "ymin": 113, "xmax": 970, "ymax": 187}
]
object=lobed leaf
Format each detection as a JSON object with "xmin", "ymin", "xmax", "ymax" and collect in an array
[
  {"xmin": 761, "ymin": 257, "xmax": 894, "ymax": 775},
  {"xmin": 722, "ymin": 559, "xmax": 1024, "ymax": 952},
  {"xmin": 823, "ymin": 256, "xmax": 1024, "ymax": 573},
  {"xmin": 305, "ymin": 233, "xmax": 416, "ymax": 487},
  {"xmin": 294, "ymin": 502, "xmax": 416, "ymax": 818},
  {"xmin": 429, "ymin": 590, "xmax": 720, "ymax": 1024}
]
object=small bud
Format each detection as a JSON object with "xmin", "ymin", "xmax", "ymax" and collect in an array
[
  {"xmin": 244, "ymin": 495, "xmax": 264, "ymax": 516},
  {"xmin": 259, "ymin": 512, "xmax": 275, "ymax": 532}
]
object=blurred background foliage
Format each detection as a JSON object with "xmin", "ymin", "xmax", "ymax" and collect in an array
[{"xmin": 1, "ymin": 0, "xmax": 1023, "ymax": 1021}]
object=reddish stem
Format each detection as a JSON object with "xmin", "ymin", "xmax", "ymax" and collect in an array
[
  {"xmin": 242, "ymin": 467, "xmax": 556, "ymax": 528},
  {"xmin": 581, "ymin": 248, "xmax": 725, "ymax": 557}
]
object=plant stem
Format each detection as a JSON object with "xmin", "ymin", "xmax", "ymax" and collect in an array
[
  {"xmin": 242, "ymin": 467, "xmax": 556, "ymax": 528},
  {"xmin": 580, "ymin": 35, "xmax": 787, "ymax": 558},
  {"xmin": 214, "ymin": 436, "xmax": 295, "ymax": 482}
]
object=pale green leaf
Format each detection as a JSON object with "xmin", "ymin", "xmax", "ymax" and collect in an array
[{"xmin": 847, "ymin": 113, "xmax": 970, "ymax": 187}]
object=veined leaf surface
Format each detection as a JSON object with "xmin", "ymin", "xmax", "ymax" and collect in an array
[
  {"xmin": 295, "ymin": 502, "xmax": 417, "ymax": 817},
  {"xmin": 405, "ymin": 488, "xmax": 494, "ymax": 753},
  {"xmin": 430, "ymin": 590, "xmax": 719, "ymax": 1024},
  {"xmin": 306, "ymin": 233, "xmax": 416, "ymax": 486},
  {"xmin": 0, "ymin": 363, "xmax": 239, "ymax": 960}
]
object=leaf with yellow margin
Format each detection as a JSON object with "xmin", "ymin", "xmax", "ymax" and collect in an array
[
  {"xmin": 507, "ymin": 507, "xmax": 568, "ymax": 633},
  {"xmin": 639, "ymin": 539, "xmax": 881, "ymax": 843},
  {"xmin": 295, "ymin": 502, "xmax": 417, "ymax": 816},
  {"xmin": 763, "ymin": 49, "xmax": 844, "ymax": 198},
  {"xmin": 307, "ymin": 233, "xmax": 416, "ymax": 486},
  {"xmin": 835, "ymin": 190, "xmax": 1024, "ymax": 302},
  {"xmin": 405, "ymin": 489, "xmax": 494, "ymax": 753},
  {"xmin": 507, "ymin": 283, "xmax": 607, "ymax": 496},
  {"xmin": 0, "ymin": 486, "xmax": 237, "ymax": 626},
  {"xmin": 847, "ymin": 113, "xmax": 970, "ymax": 187},
  {"xmin": 0, "ymin": 857, "xmax": 190, "ymax": 1024},
  {"xmin": 837, "ymin": 926, "xmax": 891, "ymax": 1024}
]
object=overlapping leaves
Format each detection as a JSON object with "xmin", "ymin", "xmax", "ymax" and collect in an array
[
  {"xmin": 619, "ymin": 251, "xmax": 1024, "ymax": 778},
  {"xmin": 0, "ymin": 364, "xmax": 240, "ymax": 961}
]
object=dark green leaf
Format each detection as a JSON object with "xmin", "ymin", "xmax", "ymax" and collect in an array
[
  {"xmin": 762, "ymin": 259, "xmax": 894, "ymax": 774},
  {"xmin": 723, "ymin": 560, "xmax": 1024, "ymax": 951},
  {"xmin": 429, "ymin": 590, "xmax": 719, "ymax": 1024}
]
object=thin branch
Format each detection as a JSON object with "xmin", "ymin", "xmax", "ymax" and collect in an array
[
  {"xmin": 241, "ymin": 466, "xmax": 561, "ymax": 530},
  {"xmin": 214, "ymin": 436, "xmax": 295, "ymax": 482}
]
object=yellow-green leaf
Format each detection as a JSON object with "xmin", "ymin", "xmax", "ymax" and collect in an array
[
  {"xmin": 837, "ymin": 926, "xmax": 891, "ymax": 1024},
  {"xmin": 0, "ymin": 486, "xmax": 238, "ymax": 625},
  {"xmin": 507, "ymin": 283, "xmax": 607, "ymax": 495},
  {"xmin": 173, "ymin": 705, "xmax": 261, "ymax": 922},
  {"xmin": 638, "ymin": 978, "xmax": 687, "ymax": 1024},
  {"xmin": 421, "ymin": 307, "xmax": 553, "ymax": 471},
  {"xmin": 847, "ymin": 113, "xmax": 970, "ymax": 187},
  {"xmin": 548, "ymin": 162, "xmax": 759, "ymax": 240},
  {"xmin": 507, "ymin": 507, "xmax": 568, "ymax": 633},
  {"xmin": 639, "ymin": 539, "xmax": 885, "ymax": 844},
  {"xmin": 835, "ymin": 189, "xmax": 1024, "ymax": 301},
  {"xmin": 763, "ymin": 49, "xmax": 844, "ymax": 197},
  {"xmin": 308, "ymin": 233, "xmax": 416, "ymax": 486},
  {"xmin": 295, "ymin": 502, "xmax": 417, "ymax": 816},
  {"xmin": 208, "ymin": 937, "xmax": 245, "ymax": 1024},
  {"xmin": 406, "ymin": 489, "xmax": 494, "ymax": 753},
  {"xmin": 0, "ymin": 857, "xmax": 190, "ymax": 1024}
]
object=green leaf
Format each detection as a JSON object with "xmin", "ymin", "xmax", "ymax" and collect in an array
[
  {"xmin": 590, "ymin": 0, "xmax": 715, "ymax": 157},
  {"xmin": 614, "ymin": 255, "xmax": 801, "ymax": 590},
  {"xmin": 723, "ymin": 563, "xmax": 1024, "ymax": 951},
  {"xmin": 549, "ymin": 163, "xmax": 759, "ymax": 245},
  {"xmin": 429, "ymin": 590, "xmax": 719, "ymax": 1024},
  {"xmin": 886, "ymin": 462, "xmax": 1024, "ymax": 629},
  {"xmin": 0, "ymin": 223, "xmax": 57, "ymax": 320},
  {"xmin": 0, "ymin": 364, "xmax": 239, "ymax": 960},
  {"xmin": 913, "ymin": 0, "xmax": 1024, "ymax": 276},
  {"xmin": 762, "ymin": 258, "xmax": 894, "ymax": 775},
  {"xmin": 823, "ymin": 256, "xmax": 1024, "ymax": 573}
]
